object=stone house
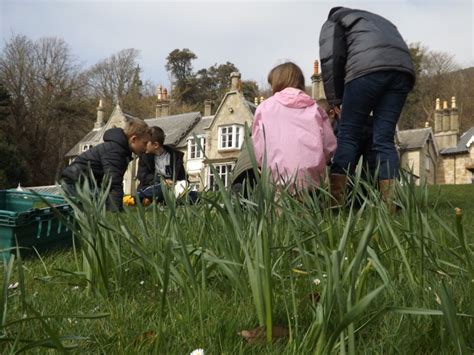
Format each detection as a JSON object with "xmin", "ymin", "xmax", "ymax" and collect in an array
[
  {"xmin": 65, "ymin": 91, "xmax": 201, "ymax": 194},
  {"xmin": 66, "ymin": 61, "xmax": 473, "ymax": 193},
  {"xmin": 398, "ymin": 127, "xmax": 439, "ymax": 185},
  {"xmin": 65, "ymin": 72, "xmax": 256, "ymax": 193}
]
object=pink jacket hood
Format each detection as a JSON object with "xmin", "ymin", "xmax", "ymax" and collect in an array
[{"xmin": 274, "ymin": 87, "xmax": 315, "ymax": 108}]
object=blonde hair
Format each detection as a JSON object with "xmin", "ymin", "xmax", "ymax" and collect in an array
[
  {"xmin": 268, "ymin": 62, "xmax": 305, "ymax": 94},
  {"xmin": 123, "ymin": 118, "xmax": 150, "ymax": 138}
]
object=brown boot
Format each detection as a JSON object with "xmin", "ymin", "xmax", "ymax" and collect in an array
[
  {"xmin": 330, "ymin": 174, "xmax": 347, "ymax": 207},
  {"xmin": 379, "ymin": 179, "xmax": 396, "ymax": 214}
]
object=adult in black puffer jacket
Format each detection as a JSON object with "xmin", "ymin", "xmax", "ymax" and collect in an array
[
  {"xmin": 61, "ymin": 119, "xmax": 150, "ymax": 211},
  {"xmin": 319, "ymin": 7, "xmax": 415, "ymax": 208}
]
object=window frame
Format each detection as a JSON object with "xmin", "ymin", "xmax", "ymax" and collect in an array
[
  {"xmin": 207, "ymin": 163, "xmax": 235, "ymax": 191},
  {"xmin": 82, "ymin": 144, "xmax": 93, "ymax": 152},
  {"xmin": 218, "ymin": 124, "xmax": 243, "ymax": 150},
  {"xmin": 188, "ymin": 135, "xmax": 206, "ymax": 160}
]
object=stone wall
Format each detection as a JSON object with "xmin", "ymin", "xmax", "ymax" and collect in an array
[
  {"xmin": 206, "ymin": 92, "xmax": 253, "ymax": 160},
  {"xmin": 436, "ymin": 152, "xmax": 472, "ymax": 184}
]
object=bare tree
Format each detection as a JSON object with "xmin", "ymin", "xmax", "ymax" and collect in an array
[
  {"xmin": 87, "ymin": 48, "xmax": 140, "ymax": 103},
  {"xmin": 399, "ymin": 44, "xmax": 465, "ymax": 130},
  {"xmin": 0, "ymin": 35, "xmax": 92, "ymax": 185}
]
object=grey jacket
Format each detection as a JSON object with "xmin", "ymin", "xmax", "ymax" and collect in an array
[{"xmin": 319, "ymin": 7, "xmax": 415, "ymax": 106}]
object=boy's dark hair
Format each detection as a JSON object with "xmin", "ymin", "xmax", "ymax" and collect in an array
[
  {"xmin": 149, "ymin": 126, "xmax": 166, "ymax": 145},
  {"xmin": 268, "ymin": 62, "xmax": 305, "ymax": 94},
  {"xmin": 123, "ymin": 118, "xmax": 150, "ymax": 138}
]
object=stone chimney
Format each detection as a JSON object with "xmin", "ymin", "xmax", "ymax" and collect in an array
[
  {"xmin": 156, "ymin": 85, "xmax": 163, "ymax": 118},
  {"xmin": 161, "ymin": 88, "xmax": 170, "ymax": 116},
  {"xmin": 311, "ymin": 60, "xmax": 326, "ymax": 100},
  {"xmin": 155, "ymin": 85, "xmax": 170, "ymax": 117},
  {"xmin": 442, "ymin": 100, "xmax": 450, "ymax": 132},
  {"xmin": 434, "ymin": 96, "xmax": 460, "ymax": 150},
  {"xmin": 434, "ymin": 98, "xmax": 442, "ymax": 133},
  {"xmin": 204, "ymin": 99, "xmax": 212, "ymax": 116},
  {"xmin": 450, "ymin": 96, "xmax": 459, "ymax": 132},
  {"xmin": 230, "ymin": 72, "xmax": 241, "ymax": 91},
  {"xmin": 94, "ymin": 99, "xmax": 105, "ymax": 130},
  {"xmin": 155, "ymin": 103, "xmax": 162, "ymax": 118}
]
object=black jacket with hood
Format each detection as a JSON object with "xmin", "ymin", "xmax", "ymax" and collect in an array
[
  {"xmin": 61, "ymin": 128, "xmax": 132, "ymax": 211},
  {"xmin": 319, "ymin": 7, "xmax": 415, "ymax": 106},
  {"xmin": 137, "ymin": 145, "xmax": 186, "ymax": 190}
]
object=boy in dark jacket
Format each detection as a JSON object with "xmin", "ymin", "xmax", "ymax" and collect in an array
[
  {"xmin": 61, "ymin": 118, "xmax": 150, "ymax": 211},
  {"xmin": 319, "ymin": 7, "xmax": 415, "ymax": 207},
  {"xmin": 136, "ymin": 126, "xmax": 186, "ymax": 204}
]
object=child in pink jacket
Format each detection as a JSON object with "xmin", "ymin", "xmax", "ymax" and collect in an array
[{"xmin": 252, "ymin": 62, "xmax": 337, "ymax": 192}]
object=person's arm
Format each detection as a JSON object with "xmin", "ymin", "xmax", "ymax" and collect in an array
[
  {"xmin": 137, "ymin": 154, "xmax": 155, "ymax": 187},
  {"xmin": 319, "ymin": 19, "xmax": 347, "ymax": 106},
  {"xmin": 174, "ymin": 151, "xmax": 186, "ymax": 181},
  {"xmin": 101, "ymin": 147, "xmax": 129, "ymax": 211},
  {"xmin": 251, "ymin": 108, "xmax": 264, "ymax": 167},
  {"xmin": 318, "ymin": 106, "xmax": 338, "ymax": 164}
]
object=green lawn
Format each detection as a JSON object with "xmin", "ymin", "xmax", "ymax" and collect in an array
[{"xmin": 1, "ymin": 182, "xmax": 473, "ymax": 354}]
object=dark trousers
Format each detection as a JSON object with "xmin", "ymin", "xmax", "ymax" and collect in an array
[
  {"xmin": 137, "ymin": 183, "xmax": 165, "ymax": 203},
  {"xmin": 331, "ymin": 71, "xmax": 412, "ymax": 180}
]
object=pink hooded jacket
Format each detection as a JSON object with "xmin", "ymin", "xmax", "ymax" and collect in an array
[{"xmin": 252, "ymin": 87, "xmax": 337, "ymax": 190}]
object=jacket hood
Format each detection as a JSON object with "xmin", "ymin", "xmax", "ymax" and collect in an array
[
  {"xmin": 328, "ymin": 6, "xmax": 346, "ymax": 18},
  {"xmin": 103, "ymin": 128, "xmax": 130, "ymax": 151},
  {"xmin": 274, "ymin": 88, "xmax": 315, "ymax": 109}
]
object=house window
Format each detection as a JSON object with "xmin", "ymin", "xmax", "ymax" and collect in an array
[
  {"xmin": 188, "ymin": 136, "xmax": 206, "ymax": 159},
  {"xmin": 207, "ymin": 163, "xmax": 235, "ymax": 190},
  {"xmin": 218, "ymin": 125, "xmax": 243, "ymax": 150},
  {"xmin": 82, "ymin": 144, "xmax": 93, "ymax": 151}
]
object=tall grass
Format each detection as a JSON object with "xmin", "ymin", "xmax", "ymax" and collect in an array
[{"xmin": 1, "ymin": 154, "xmax": 473, "ymax": 352}]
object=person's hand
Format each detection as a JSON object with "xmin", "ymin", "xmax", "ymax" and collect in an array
[
  {"xmin": 164, "ymin": 179, "xmax": 174, "ymax": 187},
  {"xmin": 333, "ymin": 105, "xmax": 341, "ymax": 118}
]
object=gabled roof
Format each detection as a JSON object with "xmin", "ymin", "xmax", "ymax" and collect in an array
[
  {"xmin": 206, "ymin": 91, "xmax": 255, "ymax": 131},
  {"xmin": 145, "ymin": 112, "xmax": 201, "ymax": 146},
  {"xmin": 65, "ymin": 105, "xmax": 125, "ymax": 158},
  {"xmin": 245, "ymin": 100, "xmax": 257, "ymax": 114},
  {"xmin": 398, "ymin": 127, "xmax": 438, "ymax": 155},
  {"xmin": 440, "ymin": 126, "xmax": 474, "ymax": 155},
  {"xmin": 65, "ymin": 126, "xmax": 106, "ymax": 157},
  {"xmin": 177, "ymin": 116, "xmax": 213, "ymax": 148}
]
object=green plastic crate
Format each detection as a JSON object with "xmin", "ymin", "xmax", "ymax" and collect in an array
[{"xmin": 0, "ymin": 190, "xmax": 73, "ymax": 260}]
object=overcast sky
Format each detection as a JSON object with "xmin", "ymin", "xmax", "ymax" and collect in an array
[{"xmin": 1, "ymin": 0, "xmax": 473, "ymax": 90}]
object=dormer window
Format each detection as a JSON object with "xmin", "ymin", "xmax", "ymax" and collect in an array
[
  {"xmin": 218, "ymin": 125, "xmax": 243, "ymax": 150},
  {"xmin": 82, "ymin": 144, "xmax": 93, "ymax": 151},
  {"xmin": 188, "ymin": 136, "xmax": 206, "ymax": 159}
]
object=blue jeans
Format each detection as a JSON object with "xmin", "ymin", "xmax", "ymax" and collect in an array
[
  {"xmin": 137, "ymin": 183, "xmax": 165, "ymax": 203},
  {"xmin": 331, "ymin": 71, "xmax": 412, "ymax": 180}
]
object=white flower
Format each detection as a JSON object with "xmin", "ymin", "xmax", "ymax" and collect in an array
[
  {"xmin": 190, "ymin": 349, "xmax": 204, "ymax": 355},
  {"xmin": 72, "ymin": 286, "xmax": 80, "ymax": 291},
  {"xmin": 8, "ymin": 282, "xmax": 19, "ymax": 290},
  {"xmin": 313, "ymin": 278, "xmax": 321, "ymax": 286},
  {"xmin": 322, "ymin": 274, "xmax": 327, "ymax": 278},
  {"xmin": 140, "ymin": 280, "xmax": 145, "ymax": 285}
]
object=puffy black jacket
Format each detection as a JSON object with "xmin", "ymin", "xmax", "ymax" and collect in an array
[
  {"xmin": 319, "ymin": 7, "xmax": 415, "ymax": 106},
  {"xmin": 62, "ymin": 128, "xmax": 132, "ymax": 211},
  {"xmin": 137, "ymin": 145, "xmax": 186, "ymax": 190}
]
